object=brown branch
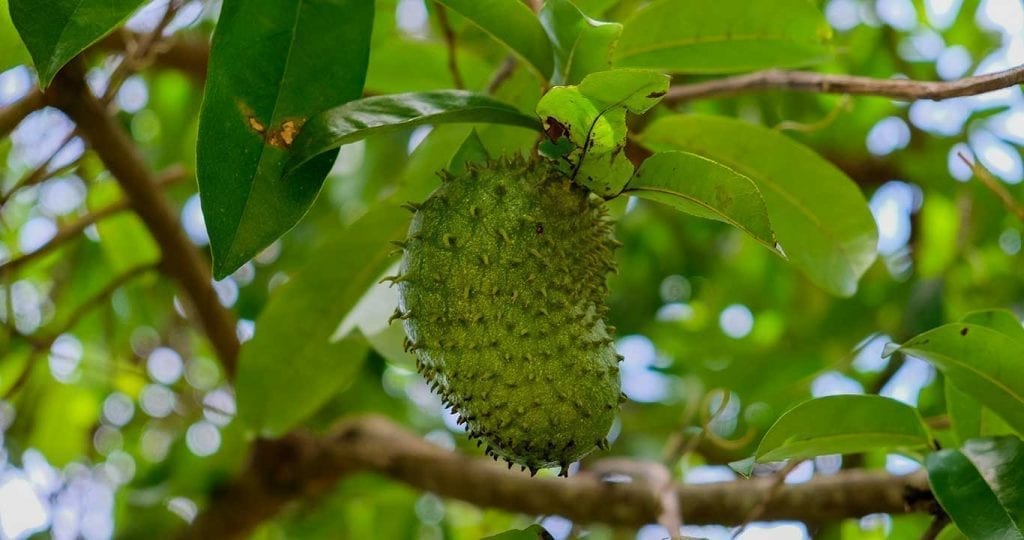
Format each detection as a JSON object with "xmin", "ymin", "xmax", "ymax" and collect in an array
[
  {"xmin": 187, "ymin": 415, "xmax": 935, "ymax": 540},
  {"xmin": 95, "ymin": 29, "xmax": 209, "ymax": 82},
  {"xmin": 434, "ymin": 3, "xmax": 465, "ymax": 89},
  {"xmin": 45, "ymin": 65, "xmax": 240, "ymax": 374},
  {"xmin": 3, "ymin": 263, "xmax": 156, "ymax": 399},
  {"xmin": 959, "ymin": 152, "xmax": 1024, "ymax": 222},
  {"xmin": 0, "ymin": 168, "xmax": 185, "ymax": 274},
  {"xmin": 0, "ymin": 88, "xmax": 45, "ymax": 139},
  {"xmin": 665, "ymin": 64, "xmax": 1024, "ymax": 104}
]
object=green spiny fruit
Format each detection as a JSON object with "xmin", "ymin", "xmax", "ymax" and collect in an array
[{"xmin": 390, "ymin": 156, "xmax": 622, "ymax": 476}]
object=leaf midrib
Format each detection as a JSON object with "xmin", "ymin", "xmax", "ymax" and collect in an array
[{"xmin": 223, "ymin": 0, "xmax": 306, "ymax": 263}]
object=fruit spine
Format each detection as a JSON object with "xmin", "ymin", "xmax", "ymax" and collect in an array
[{"xmin": 389, "ymin": 156, "xmax": 622, "ymax": 476}]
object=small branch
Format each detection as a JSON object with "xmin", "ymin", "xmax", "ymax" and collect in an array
[
  {"xmin": 0, "ymin": 88, "xmax": 45, "ymax": 139},
  {"xmin": 95, "ymin": 29, "xmax": 209, "ymax": 82},
  {"xmin": 187, "ymin": 415, "xmax": 935, "ymax": 540},
  {"xmin": 732, "ymin": 460, "xmax": 804, "ymax": 537},
  {"xmin": 959, "ymin": 152, "xmax": 1024, "ymax": 222},
  {"xmin": 46, "ymin": 65, "xmax": 240, "ymax": 374},
  {"xmin": 487, "ymin": 56, "xmax": 518, "ymax": 95},
  {"xmin": 665, "ymin": 64, "xmax": 1024, "ymax": 104},
  {"xmin": 100, "ymin": 0, "xmax": 184, "ymax": 104},
  {"xmin": 3, "ymin": 263, "xmax": 156, "ymax": 399},
  {"xmin": 434, "ymin": 3, "xmax": 465, "ymax": 90},
  {"xmin": 0, "ymin": 167, "xmax": 185, "ymax": 274},
  {"xmin": 919, "ymin": 513, "xmax": 950, "ymax": 540}
]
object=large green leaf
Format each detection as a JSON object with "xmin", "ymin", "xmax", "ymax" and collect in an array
[
  {"xmin": 893, "ymin": 322, "xmax": 1024, "ymax": 435},
  {"xmin": 639, "ymin": 114, "xmax": 877, "ymax": 297},
  {"xmin": 9, "ymin": 0, "xmax": 144, "ymax": 86},
  {"xmin": 961, "ymin": 309, "xmax": 1024, "ymax": 344},
  {"xmin": 236, "ymin": 205, "xmax": 409, "ymax": 437},
  {"xmin": 196, "ymin": 0, "xmax": 373, "ymax": 278},
  {"xmin": 626, "ymin": 151, "xmax": 776, "ymax": 249},
  {"xmin": 926, "ymin": 437, "xmax": 1024, "ymax": 540},
  {"xmin": 539, "ymin": 0, "xmax": 622, "ymax": 85},
  {"xmin": 613, "ymin": 0, "xmax": 831, "ymax": 73},
  {"xmin": 287, "ymin": 91, "xmax": 541, "ymax": 171},
  {"xmin": 0, "ymin": 0, "xmax": 30, "ymax": 72},
  {"xmin": 755, "ymin": 395, "xmax": 931, "ymax": 462},
  {"xmin": 536, "ymin": 68, "xmax": 668, "ymax": 196},
  {"xmin": 436, "ymin": 0, "xmax": 554, "ymax": 80}
]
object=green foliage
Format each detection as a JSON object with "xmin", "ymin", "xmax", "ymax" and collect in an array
[
  {"xmin": 3, "ymin": 0, "xmax": 1024, "ymax": 537},
  {"xmin": 539, "ymin": 0, "xmax": 622, "ymax": 85},
  {"xmin": 639, "ymin": 114, "xmax": 878, "ymax": 296},
  {"xmin": 288, "ymin": 91, "xmax": 542, "ymax": 170},
  {"xmin": 236, "ymin": 205, "xmax": 407, "ymax": 436},
  {"xmin": 196, "ymin": 0, "xmax": 374, "ymax": 278},
  {"xmin": 614, "ymin": 0, "xmax": 832, "ymax": 72},
  {"xmin": 8, "ymin": 0, "xmax": 144, "ymax": 86},
  {"xmin": 626, "ymin": 151, "xmax": 775, "ymax": 249},
  {"xmin": 892, "ymin": 313, "xmax": 1024, "ymax": 435},
  {"xmin": 536, "ymin": 68, "xmax": 668, "ymax": 196},
  {"xmin": 436, "ymin": 0, "xmax": 555, "ymax": 80},
  {"xmin": 754, "ymin": 395, "xmax": 932, "ymax": 462},
  {"xmin": 926, "ymin": 437, "xmax": 1024, "ymax": 539}
]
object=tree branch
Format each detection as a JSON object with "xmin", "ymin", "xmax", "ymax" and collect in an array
[
  {"xmin": 188, "ymin": 415, "xmax": 935, "ymax": 539},
  {"xmin": 45, "ymin": 65, "xmax": 240, "ymax": 374},
  {"xmin": 95, "ymin": 29, "xmax": 209, "ymax": 82},
  {"xmin": 0, "ymin": 88, "xmax": 45, "ymax": 139},
  {"xmin": 665, "ymin": 64, "xmax": 1024, "ymax": 104},
  {"xmin": 0, "ymin": 167, "xmax": 185, "ymax": 274}
]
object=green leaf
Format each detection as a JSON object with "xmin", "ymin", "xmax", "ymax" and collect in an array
[
  {"xmin": 613, "ymin": 0, "xmax": 831, "ymax": 73},
  {"xmin": 483, "ymin": 525, "xmax": 554, "ymax": 540},
  {"xmin": 536, "ymin": 68, "xmax": 668, "ymax": 197},
  {"xmin": 287, "ymin": 91, "xmax": 541, "ymax": 171},
  {"xmin": 539, "ymin": 0, "xmax": 622, "ymax": 85},
  {"xmin": 0, "ymin": 0, "xmax": 30, "ymax": 72},
  {"xmin": 961, "ymin": 309, "xmax": 1024, "ymax": 344},
  {"xmin": 436, "ymin": 0, "xmax": 554, "ymax": 80},
  {"xmin": 196, "ymin": 0, "xmax": 373, "ymax": 278},
  {"xmin": 638, "ymin": 114, "xmax": 878, "ymax": 297},
  {"xmin": 576, "ymin": 68, "xmax": 669, "ymax": 113},
  {"xmin": 447, "ymin": 129, "xmax": 490, "ymax": 175},
  {"xmin": 926, "ymin": 437, "xmax": 1024, "ymax": 540},
  {"xmin": 894, "ymin": 323, "xmax": 1024, "ymax": 436},
  {"xmin": 236, "ymin": 205, "xmax": 409, "ymax": 436},
  {"xmin": 626, "ymin": 151, "xmax": 776, "ymax": 249},
  {"xmin": 755, "ymin": 395, "xmax": 931, "ymax": 462},
  {"xmin": 8, "ymin": 0, "xmax": 144, "ymax": 86},
  {"xmin": 946, "ymin": 380, "xmax": 983, "ymax": 446}
]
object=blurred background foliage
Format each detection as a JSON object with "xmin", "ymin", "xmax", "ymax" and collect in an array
[{"xmin": 0, "ymin": 0, "xmax": 1022, "ymax": 538}]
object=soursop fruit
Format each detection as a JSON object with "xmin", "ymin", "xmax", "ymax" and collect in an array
[{"xmin": 389, "ymin": 156, "xmax": 622, "ymax": 476}]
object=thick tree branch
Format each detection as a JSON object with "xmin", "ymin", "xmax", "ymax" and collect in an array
[
  {"xmin": 0, "ymin": 88, "xmax": 45, "ymax": 139},
  {"xmin": 188, "ymin": 415, "xmax": 935, "ymax": 539},
  {"xmin": 665, "ymin": 64, "xmax": 1024, "ymax": 104},
  {"xmin": 45, "ymin": 66, "xmax": 240, "ymax": 374}
]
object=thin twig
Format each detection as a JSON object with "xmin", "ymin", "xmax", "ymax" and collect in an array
[
  {"xmin": 665, "ymin": 64, "xmax": 1024, "ymax": 104},
  {"xmin": 919, "ymin": 513, "xmax": 950, "ymax": 540},
  {"xmin": 959, "ymin": 152, "xmax": 1024, "ymax": 222},
  {"xmin": 434, "ymin": 3, "xmax": 464, "ymax": 89},
  {"xmin": 0, "ymin": 89, "xmax": 45, "ymax": 139},
  {"xmin": 3, "ymin": 263, "xmax": 157, "ymax": 399},
  {"xmin": 731, "ymin": 460, "xmax": 805, "ymax": 537},
  {"xmin": 100, "ymin": 0, "xmax": 184, "ymax": 104},
  {"xmin": 487, "ymin": 56, "xmax": 518, "ymax": 95},
  {"xmin": 0, "ymin": 130, "xmax": 80, "ymax": 207},
  {"xmin": 0, "ymin": 167, "xmax": 186, "ymax": 274}
]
